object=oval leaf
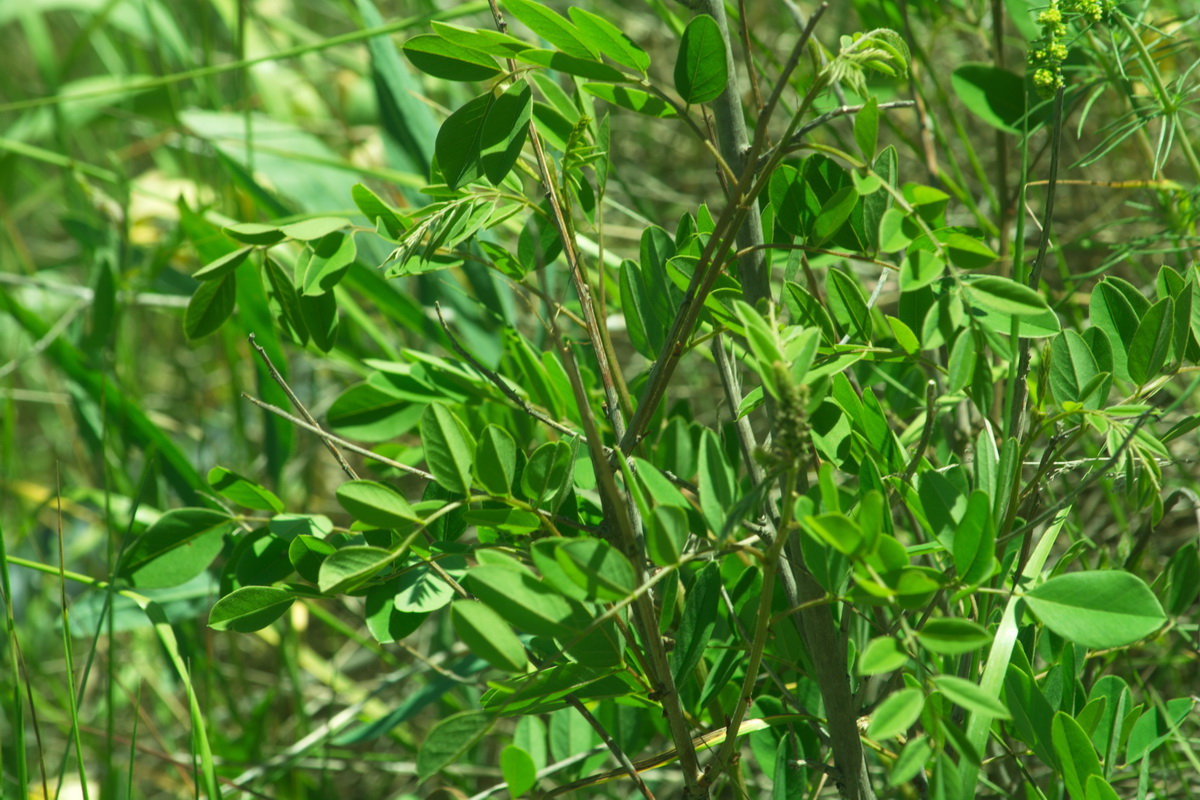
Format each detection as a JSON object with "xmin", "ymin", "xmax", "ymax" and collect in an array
[
  {"xmin": 451, "ymin": 600, "xmax": 528, "ymax": 672},
  {"xmin": 208, "ymin": 586, "xmax": 294, "ymax": 632},
  {"xmin": 554, "ymin": 538, "xmax": 635, "ymax": 601},
  {"xmin": 918, "ymin": 618, "xmax": 993, "ymax": 655},
  {"xmin": 674, "ymin": 14, "xmax": 728, "ymax": 104},
  {"xmin": 967, "ymin": 275, "xmax": 1050, "ymax": 316},
  {"xmin": 932, "ymin": 675, "xmax": 1011, "ymax": 719},
  {"xmin": 185, "ymin": 272, "xmax": 236, "ymax": 340},
  {"xmin": 122, "ymin": 508, "xmax": 233, "ymax": 588},
  {"xmin": 317, "ymin": 546, "xmax": 394, "ymax": 594},
  {"xmin": 417, "ymin": 711, "xmax": 494, "ymax": 783},
  {"xmin": 403, "ymin": 35, "xmax": 501, "ymax": 81},
  {"xmin": 1024, "ymin": 571, "xmax": 1166, "ymax": 648},
  {"xmin": 868, "ymin": 687, "xmax": 924, "ymax": 740},
  {"xmin": 421, "ymin": 403, "xmax": 476, "ymax": 495},
  {"xmin": 336, "ymin": 480, "xmax": 419, "ymax": 528},
  {"xmin": 194, "ymin": 246, "xmax": 253, "ymax": 281}
]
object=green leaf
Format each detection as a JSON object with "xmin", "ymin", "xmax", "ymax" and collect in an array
[
  {"xmin": 501, "ymin": 745, "xmax": 538, "ymax": 798},
  {"xmin": 402, "ymin": 35, "xmax": 501, "ymax": 81},
  {"xmin": 947, "ymin": 331, "xmax": 977, "ymax": 392},
  {"xmin": 966, "ymin": 276, "xmax": 1050, "ymax": 316},
  {"xmin": 555, "ymin": 539, "xmax": 636, "ymax": 602},
  {"xmin": 582, "ymin": 84, "xmax": 675, "ymax": 117},
  {"xmin": 1127, "ymin": 296, "xmax": 1173, "ymax": 385},
  {"xmin": 208, "ymin": 466, "xmax": 283, "ymax": 512},
  {"xmin": 421, "ymin": 404, "xmax": 476, "ymax": 495},
  {"xmin": 568, "ymin": 7, "xmax": 650, "ymax": 72},
  {"xmin": 436, "ymin": 92, "xmax": 492, "ymax": 190},
  {"xmin": 889, "ymin": 735, "xmax": 932, "ymax": 787},
  {"xmin": 462, "ymin": 508, "xmax": 541, "ymax": 534},
  {"xmin": 520, "ymin": 440, "xmax": 573, "ymax": 509},
  {"xmin": 1052, "ymin": 712, "xmax": 1103, "ymax": 800},
  {"xmin": 804, "ymin": 512, "xmax": 864, "ymax": 556},
  {"xmin": 451, "ymin": 600, "xmax": 528, "ymax": 673},
  {"xmin": 1023, "ymin": 571, "xmax": 1166, "ymax": 649},
  {"xmin": 646, "ymin": 504, "xmax": 688, "ymax": 567},
  {"xmin": 899, "ymin": 249, "xmax": 945, "ymax": 292},
  {"xmin": 185, "ymin": 272, "xmax": 236, "ymax": 339},
  {"xmin": 480, "ymin": 80, "xmax": 532, "ymax": 185},
  {"xmin": 854, "ymin": 96, "xmax": 879, "ymax": 159},
  {"xmin": 859, "ymin": 636, "xmax": 909, "ymax": 675},
  {"xmin": 933, "ymin": 675, "xmax": 1011, "ymax": 719},
  {"xmin": 317, "ymin": 546, "xmax": 394, "ymax": 594},
  {"xmin": 868, "ymin": 687, "xmax": 924, "ymax": 740},
  {"xmin": 943, "ymin": 232, "xmax": 999, "ymax": 269},
  {"xmin": 336, "ymin": 480, "xmax": 420, "ymax": 528},
  {"xmin": 122, "ymin": 509, "xmax": 234, "ymax": 589},
  {"xmin": 474, "ymin": 425, "xmax": 517, "ymax": 497},
  {"xmin": 698, "ymin": 429, "xmax": 735, "ymax": 536},
  {"xmin": 951, "ymin": 64, "xmax": 1026, "ymax": 133},
  {"xmin": 299, "ymin": 289, "xmax": 338, "ymax": 352},
  {"xmin": 352, "ymin": 183, "xmax": 407, "ymax": 239},
  {"xmin": 1090, "ymin": 282, "xmax": 1139, "ymax": 382},
  {"xmin": 393, "ymin": 557, "xmax": 464, "ymax": 612},
  {"xmin": 827, "ymin": 268, "xmax": 871, "ymax": 341},
  {"xmin": 467, "ymin": 564, "xmax": 574, "ymax": 637},
  {"xmin": 208, "ymin": 586, "xmax": 294, "ymax": 632},
  {"xmin": 1126, "ymin": 697, "xmax": 1194, "ymax": 762},
  {"xmin": 224, "ymin": 222, "xmax": 284, "ymax": 245},
  {"xmin": 674, "ymin": 14, "xmax": 727, "ymax": 104},
  {"xmin": 1005, "ymin": 665, "xmax": 1059, "ymax": 770},
  {"xmin": 289, "ymin": 535, "xmax": 335, "ymax": 584},
  {"xmin": 670, "ymin": 561, "xmax": 720, "ymax": 686},
  {"xmin": 879, "ymin": 208, "xmax": 917, "ymax": 252},
  {"xmin": 279, "ymin": 216, "xmax": 350, "ymax": 241},
  {"xmin": 262, "ymin": 257, "xmax": 308, "ymax": 345},
  {"xmin": 1165, "ymin": 542, "xmax": 1200, "ymax": 615},
  {"xmin": 365, "ymin": 578, "xmax": 427, "ymax": 644},
  {"xmin": 301, "ymin": 231, "xmax": 357, "ymax": 296},
  {"xmin": 502, "ymin": 0, "xmax": 596, "ymax": 59},
  {"xmin": 417, "ymin": 711, "xmax": 494, "ymax": 783},
  {"xmin": 952, "ymin": 490, "xmax": 996, "ymax": 586},
  {"xmin": 1051, "ymin": 330, "xmax": 1103, "ymax": 408},
  {"xmin": 194, "ymin": 246, "xmax": 253, "ymax": 281},
  {"xmin": 325, "ymin": 382, "xmax": 423, "ymax": 442},
  {"xmin": 887, "ymin": 315, "xmax": 920, "ymax": 354},
  {"xmin": 1085, "ymin": 775, "xmax": 1122, "ymax": 800},
  {"xmin": 812, "ymin": 187, "xmax": 858, "ymax": 246},
  {"xmin": 918, "ymin": 618, "xmax": 993, "ymax": 655},
  {"xmin": 516, "ymin": 49, "xmax": 627, "ymax": 81},
  {"xmin": 428, "ymin": 21, "xmax": 530, "ymax": 59},
  {"xmin": 621, "ymin": 258, "xmax": 653, "ymax": 358}
]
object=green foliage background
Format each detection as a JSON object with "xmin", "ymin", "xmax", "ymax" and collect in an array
[{"xmin": 1, "ymin": 0, "xmax": 1199, "ymax": 799}]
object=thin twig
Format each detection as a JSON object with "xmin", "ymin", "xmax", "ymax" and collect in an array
[
  {"xmin": 248, "ymin": 333, "xmax": 357, "ymax": 480},
  {"xmin": 241, "ymin": 393, "xmax": 434, "ymax": 481},
  {"xmin": 902, "ymin": 380, "xmax": 939, "ymax": 484},
  {"xmin": 435, "ymin": 303, "xmax": 581, "ymax": 441},
  {"xmin": 1007, "ymin": 86, "xmax": 1065, "ymax": 439},
  {"xmin": 566, "ymin": 696, "xmax": 655, "ymax": 800},
  {"xmin": 758, "ymin": 101, "xmax": 916, "ymax": 169}
]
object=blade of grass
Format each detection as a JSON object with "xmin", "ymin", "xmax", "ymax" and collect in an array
[
  {"xmin": 0, "ymin": 4, "xmax": 491, "ymax": 114},
  {"xmin": 0, "ymin": 289, "xmax": 205, "ymax": 503},
  {"xmin": 960, "ymin": 505, "xmax": 1071, "ymax": 792}
]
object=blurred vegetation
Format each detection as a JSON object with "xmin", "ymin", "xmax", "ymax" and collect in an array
[{"xmin": 1, "ymin": 0, "xmax": 1198, "ymax": 798}]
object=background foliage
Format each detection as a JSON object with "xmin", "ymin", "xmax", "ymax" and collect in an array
[{"xmin": 1, "ymin": 0, "xmax": 1199, "ymax": 799}]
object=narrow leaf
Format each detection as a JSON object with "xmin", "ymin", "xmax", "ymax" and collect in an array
[{"xmin": 421, "ymin": 404, "xmax": 476, "ymax": 495}]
